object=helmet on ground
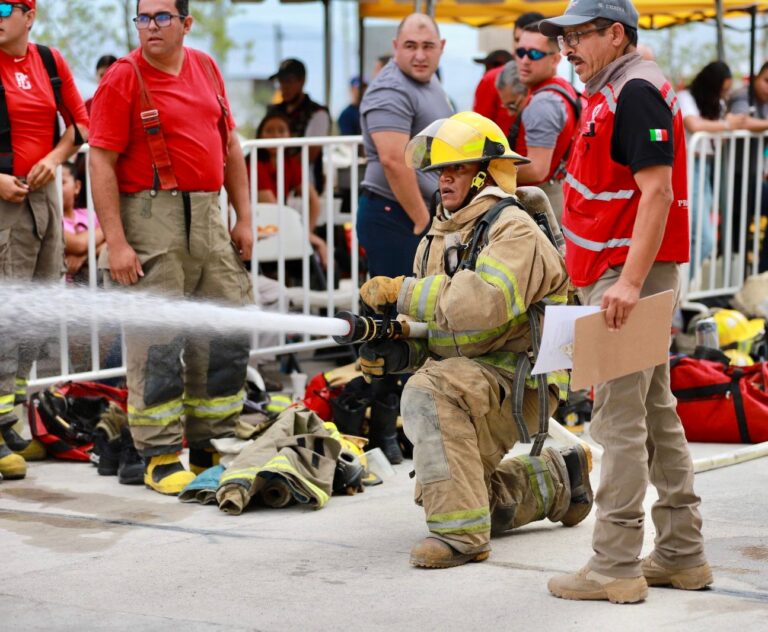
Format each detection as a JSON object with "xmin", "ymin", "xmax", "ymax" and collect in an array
[
  {"xmin": 724, "ymin": 349, "xmax": 755, "ymax": 366},
  {"xmin": 405, "ymin": 111, "xmax": 529, "ymax": 193},
  {"xmin": 713, "ymin": 309, "xmax": 765, "ymax": 352}
]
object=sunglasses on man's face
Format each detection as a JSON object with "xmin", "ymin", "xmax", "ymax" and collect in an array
[
  {"xmin": 515, "ymin": 47, "xmax": 554, "ymax": 61},
  {"xmin": 0, "ymin": 3, "xmax": 29, "ymax": 19}
]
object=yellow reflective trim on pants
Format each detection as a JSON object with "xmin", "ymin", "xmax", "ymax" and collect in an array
[
  {"xmin": 478, "ymin": 354, "xmax": 569, "ymax": 399},
  {"xmin": 262, "ymin": 455, "xmax": 330, "ymax": 506},
  {"xmin": 266, "ymin": 394, "xmax": 292, "ymax": 413},
  {"xmin": 427, "ymin": 506, "xmax": 491, "ymax": 535},
  {"xmin": 220, "ymin": 466, "xmax": 260, "ymax": 485},
  {"xmin": 184, "ymin": 389, "xmax": 245, "ymax": 419},
  {"xmin": 518, "ymin": 455, "xmax": 554, "ymax": 521},
  {"xmin": 128, "ymin": 398, "xmax": 184, "ymax": 427},
  {"xmin": 0, "ymin": 393, "xmax": 15, "ymax": 414},
  {"xmin": 476, "ymin": 255, "xmax": 526, "ymax": 320},
  {"xmin": 14, "ymin": 377, "xmax": 27, "ymax": 397}
]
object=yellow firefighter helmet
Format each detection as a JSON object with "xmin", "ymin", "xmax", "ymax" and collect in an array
[
  {"xmin": 404, "ymin": 111, "xmax": 529, "ymax": 193},
  {"xmin": 713, "ymin": 309, "xmax": 765, "ymax": 353}
]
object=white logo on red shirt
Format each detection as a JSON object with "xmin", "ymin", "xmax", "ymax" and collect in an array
[{"xmin": 15, "ymin": 72, "xmax": 31, "ymax": 90}]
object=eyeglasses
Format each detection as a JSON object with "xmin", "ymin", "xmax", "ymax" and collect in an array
[
  {"xmin": 0, "ymin": 3, "xmax": 30, "ymax": 18},
  {"xmin": 515, "ymin": 47, "xmax": 554, "ymax": 61},
  {"xmin": 557, "ymin": 26, "xmax": 611, "ymax": 50},
  {"xmin": 133, "ymin": 12, "xmax": 185, "ymax": 30}
]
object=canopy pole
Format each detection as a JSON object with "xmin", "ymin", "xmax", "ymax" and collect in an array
[
  {"xmin": 323, "ymin": 0, "xmax": 332, "ymax": 113},
  {"xmin": 715, "ymin": 0, "xmax": 726, "ymax": 61},
  {"xmin": 358, "ymin": 10, "xmax": 365, "ymax": 88},
  {"xmin": 750, "ymin": 5, "xmax": 757, "ymax": 108}
]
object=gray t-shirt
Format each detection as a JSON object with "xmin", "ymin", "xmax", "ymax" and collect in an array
[
  {"xmin": 360, "ymin": 60, "xmax": 453, "ymax": 202},
  {"xmin": 729, "ymin": 86, "xmax": 767, "ymax": 118},
  {"xmin": 522, "ymin": 90, "xmax": 567, "ymax": 149}
]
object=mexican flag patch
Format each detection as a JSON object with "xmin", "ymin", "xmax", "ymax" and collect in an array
[{"xmin": 649, "ymin": 128, "xmax": 669, "ymax": 141}]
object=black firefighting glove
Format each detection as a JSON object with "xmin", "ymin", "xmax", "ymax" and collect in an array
[{"xmin": 359, "ymin": 340, "xmax": 411, "ymax": 383}]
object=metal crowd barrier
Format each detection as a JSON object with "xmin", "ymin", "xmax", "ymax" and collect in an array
[
  {"xmin": 681, "ymin": 130, "xmax": 767, "ymax": 312},
  {"xmin": 28, "ymin": 135, "xmax": 365, "ymax": 389}
]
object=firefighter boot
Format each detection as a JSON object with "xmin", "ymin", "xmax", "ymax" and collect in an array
[
  {"xmin": 117, "ymin": 428, "xmax": 144, "ymax": 485},
  {"xmin": 559, "ymin": 445, "xmax": 594, "ymax": 527},
  {"xmin": 144, "ymin": 454, "xmax": 196, "ymax": 495},
  {"xmin": 189, "ymin": 447, "xmax": 221, "ymax": 475},
  {"xmin": 329, "ymin": 393, "xmax": 367, "ymax": 436},
  {"xmin": 1, "ymin": 426, "xmax": 46, "ymax": 461},
  {"xmin": 0, "ymin": 431, "xmax": 27, "ymax": 479},
  {"xmin": 641, "ymin": 555, "xmax": 713, "ymax": 590},
  {"xmin": 369, "ymin": 393, "xmax": 403, "ymax": 465},
  {"xmin": 548, "ymin": 566, "xmax": 648, "ymax": 604},
  {"xmin": 92, "ymin": 429, "xmax": 120, "ymax": 476},
  {"xmin": 409, "ymin": 538, "xmax": 490, "ymax": 569}
]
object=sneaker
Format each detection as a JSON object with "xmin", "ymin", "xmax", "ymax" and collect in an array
[
  {"xmin": 559, "ymin": 445, "xmax": 594, "ymax": 527},
  {"xmin": 117, "ymin": 428, "xmax": 144, "ymax": 485},
  {"xmin": 641, "ymin": 555, "xmax": 713, "ymax": 590},
  {"xmin": 0, "ymin": 434, "xmax": 27, "ymax": 479},
  {"xmin": 548, "ymin": 566, "xmax": 648, "ymax": 604},
  {"xmin": 1, "ymin": 426, "xmax": 46, "ymax": 461},
  {"xmin": 189, "ymin": 447, "xmax": 221, "ymax": 475},
  {"xmin": 144, "ymin": 454, "xmax": 196, "ymax": 495},
  {"xmin": 92, "ymin": 429, "xmax": 120, "ymax": 476},
  {"xmin": 409, "ymin": 537, "xmax": 490, "ymax": 569}
]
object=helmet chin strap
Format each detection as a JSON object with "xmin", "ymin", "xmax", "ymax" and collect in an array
[{"xmin": 458, "ymin": 165, "xmax": 490, "ymax": 209}]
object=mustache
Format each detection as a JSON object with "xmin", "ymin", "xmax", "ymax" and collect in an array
[{"xmin": 567, "ymin": 54, "xmax": 583, "ymax": 64}]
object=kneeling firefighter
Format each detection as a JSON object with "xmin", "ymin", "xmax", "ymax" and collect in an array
[{"xmin": 358, "ymin": 112, "xmax": 594, "ymax": 568}]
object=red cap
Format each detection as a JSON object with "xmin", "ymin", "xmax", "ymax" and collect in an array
[{"xmin": 18, "ymin": 1, "xmax": 36, "ymax": 9}]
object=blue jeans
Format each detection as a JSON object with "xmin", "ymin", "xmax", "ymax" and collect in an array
[
  {"xmin": 690, "ymin": 160, "xmax": 714, "ymax": 267},
  {"xmin": 357, "ymin": 190, "xmax": 426, "ymax": 278}
]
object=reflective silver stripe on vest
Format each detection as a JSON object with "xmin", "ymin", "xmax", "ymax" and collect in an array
[
  {"xmin": 663, "ymin": 86, "xmax": 680, "ymax": 116},
  {"xmin": 565, "ymin": 173, "xmax": 635, "ymax": 201},
  {"xmin": 562, "ymin": 226, "xmax": 632, "ymax": 252},
  {"xmin": 600, "ymin": 85, "xmax": 617, "ymax": 113}
]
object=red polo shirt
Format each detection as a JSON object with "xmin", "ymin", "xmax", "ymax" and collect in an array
[
  {"xmin": 472, "ymin": 66, "xmax": 513, "ymax": 134},
  {"xmin": 88, "ymin": 47, "xmax": 236, "ymax": 193},
  {"xmin": 0, "ymin": 44, "xmax": 88, "ymax": 178}
]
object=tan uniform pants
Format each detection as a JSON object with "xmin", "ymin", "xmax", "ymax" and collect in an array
[
  {"xmin": 579, "ymin": 262, "xmax": 706, "ymax": 578},
  {"xmin": 0, "ymin": 181, "xmax": 62, "ymax": 425},
  {"xmin": 402, "ymin": 356, "xmax": 569, "ymax": 555},
  {"xmin": 120, "ymin": 190, "xmax": 253, "ymax": 456}
]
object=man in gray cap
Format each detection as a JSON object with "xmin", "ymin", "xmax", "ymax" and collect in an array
[{"xmin": 539, "ymin": 0, "xmax": 712, "ymax": 604}]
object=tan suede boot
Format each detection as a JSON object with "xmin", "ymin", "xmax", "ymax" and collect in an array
[
  {"xmin": 548, "ymin": 566, "xmax": 648, "ymax": 604},
  {"xmin": 409, "ymin": 537, "xmax": 490, "ymax": 569},
  {"xmin": 641, "ymin": 555, "xmax": 713, "ymax": 590}
]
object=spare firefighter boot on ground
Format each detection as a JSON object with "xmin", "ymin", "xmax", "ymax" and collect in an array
[
  {"xmin": 559, "ymin": 444, "xmax": 594, "ymax": 527},
  {"xmin": 0, "ymin": 432, "xmax": 27, "ymax": 479},
  {"xmin": 93, "ymin": 429, "xmax": 120, "ymax": 476},
  {"xmin": 1, "ymin": 425, "xmax": 46, "ymax": 461},
  {"xmin": 189, "ymin": 447, "xmax": 221, "ymax": 475},
  {"xmin": 409, "ymin": 537, "xmax": 490, "ymax": 569},
  {"xmin": 369, "ymin": 393, "xmax": 403, "ymax": 464},
  {"xmin": 117, "ymin": 428, "xmax": 144, "ymax": 485},
  {"xmin": 641, "ymin": 555, "xmax": 713, "ymax": 590},
  {"xmin": 548, "ymin": 566, "xmax": 648, "ymax": 604},
  {"xmin": 330, "ymin": 393, "xmax": 367, "ymax": 436},
  {"xmin": 144, "ymin": 454, "xmax": 196, "ymax": 495}
]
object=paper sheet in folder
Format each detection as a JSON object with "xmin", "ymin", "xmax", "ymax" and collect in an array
[{"xmin": 570, "ymin": 290, "xmax": 675, "ymax": 391}]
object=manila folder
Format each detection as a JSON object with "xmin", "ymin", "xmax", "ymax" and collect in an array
[{"xmin": 571, "ymin": 290, "xmax": 675, "ymax": 391}]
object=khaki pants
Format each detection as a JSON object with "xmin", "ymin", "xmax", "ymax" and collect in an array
[
  {"xmin": 120, "ymin": 191, "xmax": 253, "ymax": 456},
  {"xmin": 0, "ymin": 182, "xmax": 62, "ymax": 426},
  {"xmin": 402, "ymin": 356, "xmax": 569, "ymax": 555},
  {"xmin": 579, "ymin": 262, "xmax": 706, "ymax": 578}
]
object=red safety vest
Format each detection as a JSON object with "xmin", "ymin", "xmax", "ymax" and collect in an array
[
  {"xmin": 514, "ymin": 76, "xmax": 580, "ymax": 184},
  {"xmin": 562, "ymin": 61, "xmax": 690, "ymax": 287}
]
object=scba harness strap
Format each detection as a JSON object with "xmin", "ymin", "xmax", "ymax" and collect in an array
[
  {"xmin": 125, "ymin": 51, "xmax": 231, "ymax": 195},
  {"xmin": 0, "ymin": 44, "xmax": 84, "ymax": 176}
]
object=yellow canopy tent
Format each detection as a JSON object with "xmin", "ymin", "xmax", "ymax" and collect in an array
[{"xmin": 358, "ymin": 0, "xmax": 768, "ymax": 29}]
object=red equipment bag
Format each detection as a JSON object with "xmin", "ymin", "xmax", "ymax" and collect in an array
[
  {"xmin": 670, "ymin": 351, "xmax": 768, "ymax": 443},
  {"xmin": 28, "ymin": 381, "xmax": 128, "ymax": 461}
]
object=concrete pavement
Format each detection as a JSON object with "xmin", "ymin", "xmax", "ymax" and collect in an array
[{"xmin": 1, "ymin": 433, "xmax": 767, "ymax": 631}]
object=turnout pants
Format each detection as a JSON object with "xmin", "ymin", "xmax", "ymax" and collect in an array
[
  {"xmin": 580, "ymin": 262, "xmax": 706, "ymax": 578},
  {"xmin": 0, "ymin": 181, "xmax": 63, "ymax": 426},
  {"xmin": 120, "ymin": 191, "xmax": 253, "ymax": 456},
  {"xmin": 402, "ymin": 356, "xmax": 569, "ymax": 555}
]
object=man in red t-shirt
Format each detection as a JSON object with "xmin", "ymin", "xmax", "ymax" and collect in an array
[
  {"xmin": 89, "ymin": 0, "xmax": 254, "ymax": 496},
  {"xmin": 0, "ymin": 0, "xmax": 89, "ymax": 481}
]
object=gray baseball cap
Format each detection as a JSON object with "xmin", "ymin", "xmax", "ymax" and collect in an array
[{"xmin": 539, "ymin": 0, "xmax": 639, "ymax": 37}]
